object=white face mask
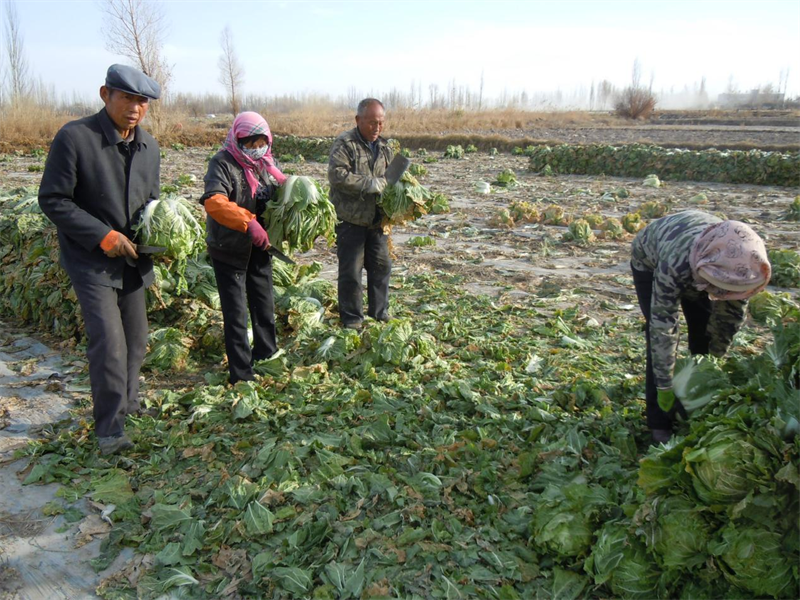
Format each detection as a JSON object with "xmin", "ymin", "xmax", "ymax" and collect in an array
[{"xmin": 241, "ymin": 144, "xmax": 268, "ymax": 161}]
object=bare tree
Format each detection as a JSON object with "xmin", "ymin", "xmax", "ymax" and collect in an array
[
  {"xmin": 4, "ymin": 0, "xmax": 30, "ymax": 103},
  {"xmin": 631, "ymin": 58, "xmax": 642, "ymax": 89},
  {"xmin": 218, "ymin": 25, "xmax": 244, "ymax": 116},
  {"xmin": 478, "ymin": 70, "xmax": 484, "ymax": 111},
  {"xmin": 101, "ymin": 0, "xmax": 172, "ymax": 131}
]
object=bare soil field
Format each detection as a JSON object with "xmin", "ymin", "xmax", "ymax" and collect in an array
[
  {"xmin": 0, "ymin": 123, "xmax": 797, "ymax": 599},
  {"xmin": 3, "ymin": 108, "xmax": 798, "ymax": 153}
]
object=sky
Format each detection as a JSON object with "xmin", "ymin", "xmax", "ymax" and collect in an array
[{"xmin": 6, "ymin": 0, "xmax": 800, "ymax": 106}]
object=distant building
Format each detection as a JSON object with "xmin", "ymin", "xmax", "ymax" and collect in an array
[{"xmin": 717, "ymin": 90, "xmax": 785, "ymax": 108}]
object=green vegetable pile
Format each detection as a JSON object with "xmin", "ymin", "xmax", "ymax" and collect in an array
[
  {"xmin": 780, "ymin": 196, "xmax": 800, "ymax": 221},
  {"xmin": 768, "ymin": 248, "xmax": 800, "ymax": 288},
  {"xmin": 0, "ymin": 188, "xmax": 295, "ymax": 366},
  {"xmin": 11, "ymin": 255, "xmax": 796, "ymax": 599},
  {"xmin": 2, "ymin": 173, "xmax": 798, "ymax": 599},
  {"xmin": 262, "ymin": 176, "xmax": 337, "ymax": 254},
  {"xmin": 0, "ymin": 187, "xmax": 82, "ymax": 339},
  {"xmin": 527, "ymin": 143, "xmax": 800, "ymax": 186},
  {"xmin": 494, "ymin": 169, "xmax": 519, "ymax": 188},
  {"xmin": 444, "ymin": 144, "xmax": 465, "ymax": 159},
  {"xmin": 271, "ymin": 135, "xmax": 334, "ymax": 164}
]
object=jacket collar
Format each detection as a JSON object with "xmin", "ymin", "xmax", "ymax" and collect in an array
[
  {"xmin": 98, "ymin": 108, "xmax": 148, "ymax": 149},
  {"xmin": 353, "ymin": 127, "xmax": 385, "ymax": 149}
]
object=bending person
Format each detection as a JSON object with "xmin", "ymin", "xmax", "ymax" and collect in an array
[{"xmin": 630, "ymin": 210, "xmax": 771, "ymax": 444}]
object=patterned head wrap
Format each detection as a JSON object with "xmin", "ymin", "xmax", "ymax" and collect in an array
[
  {"xmin": 222, "ymin": 111, "xmax": 287, "ymax": 196},
  {"xmin": 689, "ymin": 220, "xmax": 771, "ymax": 301}
]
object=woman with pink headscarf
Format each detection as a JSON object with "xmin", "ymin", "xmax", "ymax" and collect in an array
[
  {"xmin": 630, "ymin": 210, "xmax": 771, "ymax": 444},
  {"xmin": 199, "ymin": 112, "xmax": 287, "ymax": 384}
]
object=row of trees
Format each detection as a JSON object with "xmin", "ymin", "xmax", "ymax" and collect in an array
[{"xmin": 0, "ymin": 0, "xmax": 792, "ymax": 125}]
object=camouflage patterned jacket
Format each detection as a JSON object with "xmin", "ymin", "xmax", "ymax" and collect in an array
[
  {"xmin": 631, "ymin": 210, "xmax": 748, "ymax": 390},
  {"xmin": 327, "ymin": 128, "xmax": 393, "ymax": 227}
]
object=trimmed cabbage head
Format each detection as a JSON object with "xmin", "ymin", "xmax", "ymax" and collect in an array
[
  {"xmin": 748, "ymin": 291, "xmax": 798, "ymax": 326},
  {"xmin": 684, "ymin": 427, "xmax": 771, "ymax": 505},
  {"xmin": 645, "ymin": 495, "xmax": 712, "ymax": 569},
  {"xmin": 531, "ymin": 483, "xmax": 605, "ymax": 557},
  {"xmin": 600, "ymin": 217, "xmax": 626, "ymax": 240},
  {"xmin": 563, "ymin": 219, "xmax": 595, "ymax": 245},
  {"xmin": 585, "ymin": 523, "xmax": 660, "ymax": 599},
  {"xmin": 285, "ymin": 296, "xmax": 325, "ymax": 335},
  {"xmin": 622, "ymin": 212, "xmax": 646, "ymax": 233},
  {"xmin": 709, "ymin": 525, "xmax": 798, "ymax": 599}
]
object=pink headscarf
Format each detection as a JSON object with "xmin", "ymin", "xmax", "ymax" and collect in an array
[
  {"xmin": 223, "ymin": 111, "xmax": 287, "ymax": 196},
  {"xmin": 689, "ymin": 220, "xmax": 772, "ymax": 301}
]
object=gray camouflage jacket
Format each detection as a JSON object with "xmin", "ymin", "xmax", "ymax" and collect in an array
[
  {"xmin": 327, "ymin": 128, "xmax": 393, "ymax": 227},
  {"xmin": 631, "ymin": 210, "xmax": 747, "ymax": 389}
]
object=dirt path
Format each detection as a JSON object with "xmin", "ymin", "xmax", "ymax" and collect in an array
[{"xmin": 0, "ymin": 324, "xmax": 137, "ymax": 600}]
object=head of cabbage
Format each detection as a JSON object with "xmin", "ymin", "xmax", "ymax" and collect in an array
[
  {"xmin": 584, "ymin": 522, "xmax": 661, "ymax": 599},
  {"xmin": 684, "ymin": 427, "xmax": 771, "ymax": 505},
  {"xmin": 709, "ymin": 524, "xmax": 798, "ymax": 599},
  {"xmin": 642, "ymin": 494, "xmax": 712, "ymax": 569},
  {"xmin": 531, "ymin": 483, "xmax": 609, "ymax": 558}
]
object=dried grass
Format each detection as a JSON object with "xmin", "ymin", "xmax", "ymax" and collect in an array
[
  {"xmin": 0, "ymin": 102, "xmax": 72, "ymax": 152},
  {"xmin": 0, "ymin": 508, "xmax": 50, "ymax": 538},
  {"xmin": 1, "ymin": 103, "xmax": 797, "ymax": 152}
]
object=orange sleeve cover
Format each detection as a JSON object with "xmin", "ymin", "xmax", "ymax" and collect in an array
[
  {"xmin": 100, "ymin": 230, "xmax": 119, "ymax": 251},
  {"xmin": 203, "ymin": 194, "xmax": 256, "ymax": 233}
]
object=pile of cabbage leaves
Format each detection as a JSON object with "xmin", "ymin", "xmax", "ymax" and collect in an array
[{"xmin": 2, "ymin": 184, "xmax": 798, "ymax": 599}]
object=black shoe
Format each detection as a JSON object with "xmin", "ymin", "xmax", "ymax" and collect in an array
[
  {"xmin": 343, "ymin": 321, "xmax": 362, "ymax": 330},
  {"xmin": 650, "ymin": 429, "xmax": 673, "ymax": 445},
  {"xmin": 98, "ymin": 434, "xmax": 134, "ymax": 456}
]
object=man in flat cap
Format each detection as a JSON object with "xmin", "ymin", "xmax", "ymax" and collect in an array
[{"xmin": 39, "ymin": 64, "xmax": 161, "ymax": 456}]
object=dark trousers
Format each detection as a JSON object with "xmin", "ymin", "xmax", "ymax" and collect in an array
[
  {"xmin": 335, "ymin": 221, "xmax": 392, "ymax": 325},
  {"xmin": 632, "ymin": 266, "xmax": 711, "ymax": 430},
  {"xmin": 212, "ymin": 251, "xmax": 277, "ymax": 384},
  {"xmin": 72, "ymin": 267, "xmax": 148, "ymax": 438}
]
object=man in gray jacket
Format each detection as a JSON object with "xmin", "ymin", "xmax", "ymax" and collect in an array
[
  {"xmin": 328, "ymin": 98, "xmax": 394, "ymax": 329},
  {"xmin": 38, "ymin": 64, "xmax": 161, "ymax": 455}
]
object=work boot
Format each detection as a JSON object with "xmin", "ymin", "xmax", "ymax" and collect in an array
[
  {"xmin": 343, "ymin": 321, "xmax": 362, "ymax": 331},
  {"xmin": 98, "ymin": 434, "xmax": 134, "ymax": 456},
  {"xmin": 650, "ymin": 429, "xmax": 673, "ymax": 445}
]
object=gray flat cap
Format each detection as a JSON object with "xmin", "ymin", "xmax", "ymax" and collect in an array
[{"xmin": 105, "ymin": 64, "xmax": 161, "ymax": 100}]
